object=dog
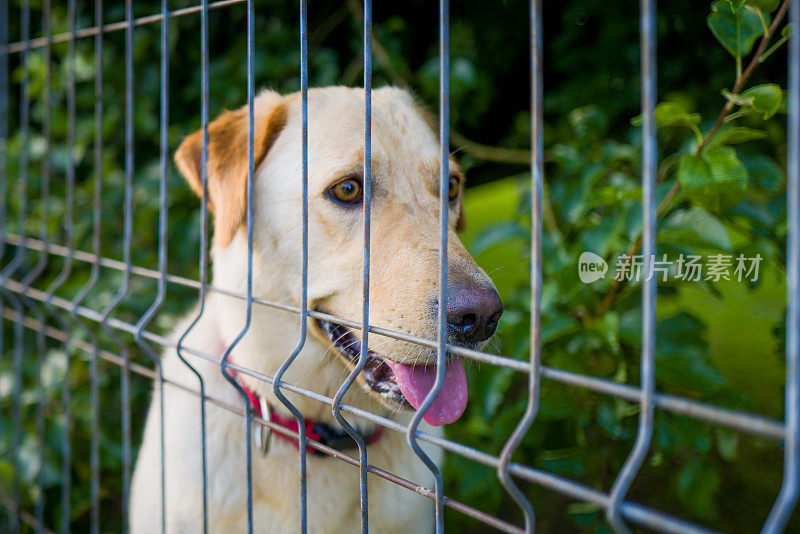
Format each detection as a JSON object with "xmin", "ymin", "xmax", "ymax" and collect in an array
[{"xmin": 130, "ymin": 86, "xmax": 502, "ymax": 533}]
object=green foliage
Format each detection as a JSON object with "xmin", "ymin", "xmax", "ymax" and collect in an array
[
  {"xmin": 679, "ymin": 147, "xmax": 749, "ymax": 212},
  {"xmin": 745, "ymin": 0, "xmax": 780, "ymax": 13},
  {"xmin": 707, "ymin": 0, "xmax": 764, "ymax": 57},
  {"xmin": 652, "ymin": 101, "xmax": 702, "ymax": 128},
  {"xmin": 453, "ymin": 0, "xmax": 793, "ymax": 531},
  {"xmin": 741, "ymin": 83, "xmax": 784, "ymax": 118},
  {"xmin": 0, "ymin": 0, "xmax": 796, "ymax": 533},
  {"xmin": 704, "ymin": 125, "xmax": 766, "ymax": 148},
  {"xmin": 659, "ymin": 208, "xmax": 732, "ymax": 251}
]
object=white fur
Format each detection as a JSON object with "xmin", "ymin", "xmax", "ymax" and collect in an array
[
  {"xmin": 129, "ymin": 87, "xmax": 492, "ymax": 533},
  {"xmin": 130, "ymin": 300, "xmax": 440, "ymax": 533}
]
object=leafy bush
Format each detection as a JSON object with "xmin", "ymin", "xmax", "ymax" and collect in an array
[{"xmin": 0, "ymin": 0, "xmax": 797, "ymax": 532}]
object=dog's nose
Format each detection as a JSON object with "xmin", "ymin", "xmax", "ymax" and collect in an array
[{"xmin": 446, "ymin": 284, "xmax": 503, "ymax": 344}]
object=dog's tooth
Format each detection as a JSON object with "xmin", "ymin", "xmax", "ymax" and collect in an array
[{"xmin": 318, "ymin": 318, "xmax": 409, "ymax": 410}]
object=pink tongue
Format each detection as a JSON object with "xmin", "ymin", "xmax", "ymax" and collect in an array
[{"xmin": 384, "ymin": 359, "xmax": 468, "ymax": 426}]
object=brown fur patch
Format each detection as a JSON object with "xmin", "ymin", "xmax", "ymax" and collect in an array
[{"xmin": 174, "ymin": 98, "xmax": 289, "ymax": 247}]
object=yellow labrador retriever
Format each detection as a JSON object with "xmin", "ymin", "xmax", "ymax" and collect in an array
[{"xmin": 130, "ymin": 86, "xmax": 502, "ymax": 533}]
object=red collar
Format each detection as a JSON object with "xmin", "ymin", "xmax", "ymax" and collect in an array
[{"xmin": 225, "ymin": 347, "xmax": 384, "ymax": 455}]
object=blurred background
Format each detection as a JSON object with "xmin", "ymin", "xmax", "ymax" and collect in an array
[{"xmin": 1, "ymin": 0, "xmax": 798, "ymax": 532}]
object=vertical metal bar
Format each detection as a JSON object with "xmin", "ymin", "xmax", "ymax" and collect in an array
[
  {"xmin": 34, "ymin": 309, "xmax": 46, "ymax": 533},
  {"xmin": 0, "ymin": 1, "xmax": 5, "ymax": 511},
  {"xmin": 99, "ymin": 1, "xmax": 135, "ymax": 529},
  {"xmin": 219, "ymin": 1, "xmax": 256, "ymax": 530},
  {"xmin": 132, "ymin": 0, "xmax": 169, "ymax": 530},
  {"xmin": 38, "ymin": 3, "xmax": 79, "ymax": 530},
  {"xmin": 0, "ymin": 300, "xmax": 2, "ymax": 506},
  {"xmin": 330, "ymin": 1, "xmax": 371, "ymax": 531},
  {"xmin": 762, "ymin": 0, "xmax": 800, "ymax": 531},
  {"xmin": 272, "ymin": 0, "xmax": 310, "ymax": 530},
  {"xmin": 606, "ymin": 1, "xmax": 657, "ymax": 532},
  {"xmin": 68, "ymin": 2, "xmax": 106, "ymax": 531},
  {"xmin": 25, "ymin": 5, "xmax": 53, "ymax": 531},
  {"xmin": 121, "ymin": 3, "xmax": 135, "ymax": 528},
  {"xmin": 244, "ymin": 1, "xmax": 257, "ymax": 526},
  {"xmin": 406, "ymin": 1, "xmax": 449, "ymax": 532},
  {"xmin": 175, "ymin": 1, "xmax": 210, "ymax": 531},
  {"xmin": 496, "ymin": 1, "xmax": 543, "ymax": 532},
  {"xmin": 120, "ymin": 1, "xmax": 135, "ymax": 526},
  {"xmin": 44, "ymin": 0, "xmax": 77, "ymax": 298},
  {"xmin": 8, "ymin": 292, "xmax": 25, "ymax": 533},
  {"xmin": 0, "ymin": 0, "xmax": 30, "ymax": 285},
  {"xmin": 89, "ymin": 2, "xmax": 104, "ymax": 531},
  {"xmin": 19, "ymin": 0, "xmax": 51, "ymax": 291},
  {"xmin": 89, "ymin": 331, "xmax": 101, "ymax": 534},
  {"xmin": 18, "ymin": 17, "xmax": 53, "ymax": 534},
  {"xmin": 0, "ymin": 0, "xmax": 7, "ymax": 264},
  {"xmin": 1, "ymin": 3, "xmax": 30, "ymax": 532},
  {"xmin": 0, "ymin": 302, "xmax": 2, "ymax": 517}
]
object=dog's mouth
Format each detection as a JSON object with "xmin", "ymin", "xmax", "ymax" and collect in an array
[{"xmin": 315, "ymin": 318, "xmax": 468, "ymax": 426}]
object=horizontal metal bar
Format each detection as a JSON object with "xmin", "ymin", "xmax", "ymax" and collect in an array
[
  {"xmin": 1, "ymin": 0, "xmax": 247, "ymax": 55},
  {"xmin": 1, "ymin": 233, "xmax": 785, "ymax": 441},
  {"xmin": 0, "ymin": 234, "xmax": 528, "ymax": 370},
  {"xmin": 0, "ymin": 306, "xmax": 524, "ymax": 534},
  {"xmin": 0, "ymin": 280, "xmax": 724, "ymax": 534},
  {"xmin": 542, "ymin": 366, "xmax": 784, "ymax": 440}
]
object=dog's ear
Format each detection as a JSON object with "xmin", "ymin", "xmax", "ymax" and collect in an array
[{"xmin": 175, "ymin": 93, "xmax": 289, "ymax": 247}]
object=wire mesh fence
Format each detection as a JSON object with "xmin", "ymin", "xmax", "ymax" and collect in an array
[{"xmin": 0, "ymin": 0, "xmax": 798, "ymax": 533}]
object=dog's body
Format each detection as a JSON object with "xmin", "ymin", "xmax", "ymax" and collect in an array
[
  {"xmin": 130, "ymin": 86, "xmax": 501, "ymax": 533},
  {"xmin": 130, "ymin": 300, "xmax": 440, "ymax": 533}
]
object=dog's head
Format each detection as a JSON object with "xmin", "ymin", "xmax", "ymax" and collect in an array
[{"xmin": 175, "ymin": 87, "xmax": 501, "ymax": 426}]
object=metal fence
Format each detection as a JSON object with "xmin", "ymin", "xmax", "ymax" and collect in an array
[{"xmin": 0, "ymin": 0, "xmax": 797, "ymax": 533}]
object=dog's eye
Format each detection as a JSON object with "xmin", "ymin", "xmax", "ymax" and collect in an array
[
  {"xmin": 328, "ymin": 177, "xmax": 363, "ymax": 204},
  {"xmin": 448, "ymin": 174, "xmax": 461, "ymax": 202}
]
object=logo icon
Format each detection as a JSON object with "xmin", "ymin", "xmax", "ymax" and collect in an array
[{"xmin": 578, "ymin": 252, "xmax": 608, "ymax": 283}]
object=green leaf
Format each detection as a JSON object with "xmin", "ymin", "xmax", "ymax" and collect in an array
[
  {"xmin": 566, "ymin": 502, "xmax": 602, "ymax": 528},
  {"xmin": 705, "ymin": 126, "xmax": 766, "ymax": 148},
  {"xmin": 659, "ymin": 207, "xmax": 732, "ymax": 250},
  {"xmin": 657, "ymin": 345, "xmax": 728, "ymax": 392},
  {"xmin": 741, "ymin": 153, "xmax": 784, "ymax": 191},
  {"xmin": 631, "ymin": 101, "xmax": 701, "ymax": 128},
  {"xmin": 716, "ymin": 428, "xmax": 740, "ymax": 461},
  {"xmin": 598, "ymin": 402, "xmax": 628, "ymax": 439},
  {"xmin": 541, "ymin": 315, "xmax": 579, "ymax": 344},
  {"xmin": 0, "ymin": 460, "xmax": 13, "ymax": 493},
  {"xmin": 569, "ymin": 105, "xmax": 608, "ymax": 140},
  {"xmin": 676, "ymin": 460, "xmax": 721, "ymax": 518},
  {"xmin": 482, "ymin": 368, "xmax": 515, "ymax": 419},
  {"xmin": 655, "ymin": 102, "xmax": 701, "ymax": 127},
  {"xmin": 678, "ymin": 147, "xmax": 748, "ymax": 212},
  {"xmin": 591, "ymin": 312, "xmax": 620, "ymax": 354},
  {"xmin": 470, "ymin": 221, "xmax": 527, "ymax": 256},
  {"xmin": 707, "ymin": 0, "xmax": 764, "ymax": 57},
  {"xmin": 745, "ymin": 0, "xmax": 779, "ymax": 12},
  {"xmin": 741, "ymin": 83, "xmax": 783, "ymax": 119}
]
